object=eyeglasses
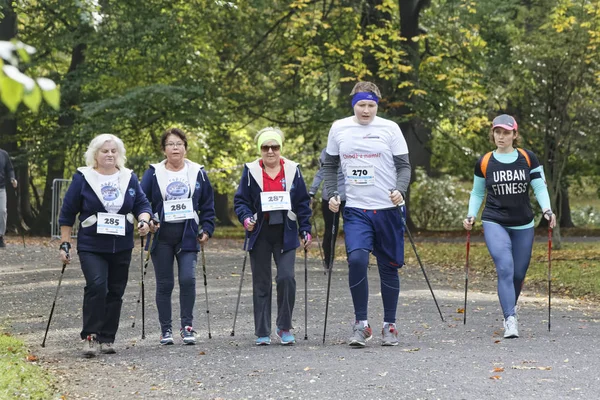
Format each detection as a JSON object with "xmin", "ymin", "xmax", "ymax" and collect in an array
[
  {"xmin": 261, "ymin": 145, "xmax": 281, "ymax": 152},
  {"xmin": 166, "ymin": 142, "xmax": 185, "ymax": 148}
]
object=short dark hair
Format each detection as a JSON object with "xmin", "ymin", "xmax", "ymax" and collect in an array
[{"xmin": 160, "ymin": 128, "xmax": 188, "ymax": 150}]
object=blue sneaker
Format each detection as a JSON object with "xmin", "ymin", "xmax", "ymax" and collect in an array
[
  {"xmin": 180, "ymin": 326, "xmax": 197, "ymax": 345},
  {"xmin": 255, "ymin": 336, "xmax": 271, "ymax": 346},
  {"xmin": 276, "ymin": 329, "xmax": 296, "ymax": 345},
  {"xmin": 160, "ymin": 329, "xmax": 174, "ymax": 345}
]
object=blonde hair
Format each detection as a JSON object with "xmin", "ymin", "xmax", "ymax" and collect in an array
[
  {"xmin": 85, "ymin": 134, "xmax": 127, "ymax": 169},
  {"xmin": 350, "ymin": 81, "xmax": 382, "ymax": 98}
]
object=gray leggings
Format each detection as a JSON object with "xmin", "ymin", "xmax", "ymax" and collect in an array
[
  {"xmin": 249, "ymin": 223, "xmax": 296, "ymax": 337},
  {"xmin": 483, "ymin": 222, "xmax": 534, "ymax": 319},
  {"xmin": 0, "ymin": 188, "xmax": 6, "ymax": 236}
]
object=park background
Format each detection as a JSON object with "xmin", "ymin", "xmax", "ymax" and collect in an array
[{"xmin": 0, "ymin": 1, "xmax": 599, "ymax": 397}]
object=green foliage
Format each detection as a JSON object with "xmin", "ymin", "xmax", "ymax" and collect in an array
[
  {"xmin": 0, "ymin": 332, "xmax": 59, "ymax": 399},
  {"xmin": 409, "ymin": 167, "xmax": 470, "ymax": 230},
  {"xmin": 4, "ymin": 0, "xmax": 600, "ymax": 233},
  {"xmin": 410, "ymin": 240, "xmax": 600, "ymax": 299},
  {"xmin": 0, "ymin": 41, "xmax": 59, "ymax": 112}
]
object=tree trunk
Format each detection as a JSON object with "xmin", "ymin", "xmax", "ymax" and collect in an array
[
  {"xmin": 214, "ymin": 192, "xmax": 234, "ymax": 226},
  {"xmin": 538, "ymin": 186, "xmax": 574, "ymax": 229},
  {"xmin": 0, "ymin": 0, "xmax": 30, "ymax": 235},
  {"xmin": 397, "ymin": 0, "xmax": 432, "ymax": 230},
  {"xmin": 32, "ymin": 37, "xmax": 88, "ymax": 234}
]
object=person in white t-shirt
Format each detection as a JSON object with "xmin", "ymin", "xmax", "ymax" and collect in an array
[{"xmin": 323, "ymin": 81, "xmax": 411, "ymax": 347}]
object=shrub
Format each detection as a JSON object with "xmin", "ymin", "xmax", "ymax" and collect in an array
[{"xmin": 409, "ymin": 168, "xmax": 469, "ymax": 230}]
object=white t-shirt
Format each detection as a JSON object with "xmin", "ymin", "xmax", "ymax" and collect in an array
[
  {"xmin": 326, "ymin": 116, "xmax": 409, "ymax": 209},
  {"xmin": 164, "ymin": 165, "xmax": 191, "ymax": 201},
  {"xmin": 164, "ymin": 166, "xmax": 191, "ymax": 224},
  {"xmin": 94, "ymin": 170, "xmax": 124, "ymax": 214}
]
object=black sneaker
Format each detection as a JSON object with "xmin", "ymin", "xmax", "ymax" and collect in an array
[{"xmin": 0, "ymin": 236, "xmax": 5, "ymax": 248}]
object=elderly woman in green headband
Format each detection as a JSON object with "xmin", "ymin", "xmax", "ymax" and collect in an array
[{"xmin": 234, "ymin": 127, "xmax": 312, "ymax": 346}]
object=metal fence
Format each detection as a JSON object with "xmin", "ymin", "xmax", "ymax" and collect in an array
[{"xmin": 51, "ymin": 179, "xmax": 77, "ymax": 239}]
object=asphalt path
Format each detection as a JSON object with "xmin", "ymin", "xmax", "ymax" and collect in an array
[{"xmin": 1, "ymin": 238, "xmax": 599, "ymax": 399}]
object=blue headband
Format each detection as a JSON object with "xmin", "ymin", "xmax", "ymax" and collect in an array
[{"xmin": 351, "ymin": 92, "xmax": 379, "ymax": 108}]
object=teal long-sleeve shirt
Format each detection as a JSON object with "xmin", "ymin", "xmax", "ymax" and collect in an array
[{"xmin": 467, "ymin": 150, "xmax": 551, "ymax": 229}]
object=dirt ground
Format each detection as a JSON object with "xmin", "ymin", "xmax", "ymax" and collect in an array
[{"xmin": 1, "ymin": 236, "xmax": 600, "ymax": 399}]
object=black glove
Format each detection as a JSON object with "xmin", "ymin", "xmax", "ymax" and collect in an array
[{"xmin": 59, "ymin": 241, "xmax": 71, "ymax": 259}]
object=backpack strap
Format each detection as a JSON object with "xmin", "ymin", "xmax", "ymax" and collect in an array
[
  {"xmin": 481, "ymin": 151, "xmax": 493, "ymax": 178},
  {"xmin": 516, "ymin": 148, "xmax": 531, "ymax": 168}
]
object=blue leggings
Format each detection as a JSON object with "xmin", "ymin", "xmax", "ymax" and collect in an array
[
  {"xmin": 482, "ymin": 222, "xmax": 534, "ymax": 319},
  {"xmin": 348, "ymin": 249, "xmax": 400, "ymax": 323}
]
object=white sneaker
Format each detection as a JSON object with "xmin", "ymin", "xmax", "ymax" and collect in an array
[
  {"xmin": 82, "ymin": 334, "xmax": 97, "ymax": 357},
  {"xmin": 99, "ymin": 342, "xmax": 116, "ymax": 354},
  {"xmin": 503, "ymin": 316, "xmax": 519, "ymax": 338}
]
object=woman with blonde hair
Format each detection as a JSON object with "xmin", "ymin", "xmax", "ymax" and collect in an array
[
  {"xmin": 234, "ymin": 127, "xmax": 312, "ymax": 345},
  {"xmin": 59, "ymin": 134, "xmax": 152, "ymax": 356}
]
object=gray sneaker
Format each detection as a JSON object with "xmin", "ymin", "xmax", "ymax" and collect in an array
[
  {"xmin": 82, "ymin": 334, "xmax": 97, "ymax": 357},
  {"xmin": 99, "ymin": 342, "xmax": 116, "ymax": 354},
  {"xmin": 381, "ymin": 323, "xmax": 399, "ymax": 346},
  {"xmin": 503, "ymin": 315, "xmax": 519, "ymax": 338},
  {"xmin": 181, "ymin": 326, "xmax": 197, "ymax": 345},
  {"xmin": 349, "ymin": 322, "xmax": 373, "ymax": 347},
  {"xmin": 160, "ymin": 329, "xmax": 174, "ymax": 345}
]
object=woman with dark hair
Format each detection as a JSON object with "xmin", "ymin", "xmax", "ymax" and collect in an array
[
  {"xmin": 141, "ymin": 127, "xmax": 215, "ymax": 345},
  {"xmin": 234, "ymin": 127, "xmax": 312, "ymax": 346},
  {"xmin": 59, "ymin": 134, "xmax": 152, "ymax": 357},
  {"xmin": 464, "ymin": 114, "xmax": 556, "ymax": 339}
]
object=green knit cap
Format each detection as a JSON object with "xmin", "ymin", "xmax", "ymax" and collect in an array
[{"xmin": 256, "ymin": 128, "xmax": 283, "ymax": 153}]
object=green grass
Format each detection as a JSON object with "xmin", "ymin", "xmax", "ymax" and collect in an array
[
  {"xmin": 212, "ymin": 223, "xmax": 600, "ymax": 299},
  {"xmin": 400, "ymin": 239, "xmax": 600, "ymax": 299},
  {"xmin": 0, "ymin": 331, "xmax": 60, "ymax": 399},
  {"xmin": 310, "ymin": 236, "xmax": 600, "ymax": 299}
]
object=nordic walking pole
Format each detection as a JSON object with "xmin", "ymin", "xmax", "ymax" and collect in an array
[
  {"xmin": 231, "ymin": 229, "xmax": 252, "ymax": 336},
  {"xmin": 322, "ymin": 192, "xmax": 339, "ymax": 344},
  {"xmin": 464, "ymin": 227, "xmax": 471, "ymax": 325},
  {"xmin": 132, "ymin": 217, "xmax": 159, "ymax": 329},
  {"xmin": 303, "ymin": 232, "xmax": 309, "ymax": 340},
  {"xmin": 312, "ymin": 217, "xmax": 326, "ymax": 274},
  {"xmin": 140, "ymin": 236, "xmax": 146, "ymax": 339},
  {"xmin": 132, "ymin": 233, "xmax": 153, "ymax": 330},
  {"xmin": 394, "ymin": 196, "xmax": 445, "ymax": 322},
  {"xmin": 548, "ymin": 226, "xmax": 552, "ymax": 332},
  {"xmin": 14, "ymin": 189, "xmax": 25, "ymax": 248},
  {"xmin": 200, "ymin": 236, "xmax": 212, "ymax": 339},
  {"xmin": 42, "ymin": 262, "xmax": 68, "ymax": 347}
]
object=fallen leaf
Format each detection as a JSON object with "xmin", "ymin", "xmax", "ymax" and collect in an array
[
  {"xmin": 490, "ymin": 375, "xmax": 502, "ymax": 380},
  {"xmin": 457, "ymin": 308, "xmax": 465, "ymax": 314},
  {"xmin": 304, "ymin": 367, "xmax": 311, "ymax": 371},
  {"xmin": 494, "ymin": 340, "xmax": 501, "ymax": 344},
  {"xmin": 199, "ymin": 351, "xmax": 205, "ymax": 355},
  {"xmin": 401, "ymin": 348, "xmax": 420, "ymax": 352},
  {"xmin": 493, "ymin": 367, "xmax": 505, "ymax": 373},
  {"xmin": 26, "ymin": 354, "xmax": 38, "ymax": 362},
  {"xmin": 379, "ymin": 371, "xmax": 388, "ymax": 377},
  {"xmin": 231, "ymin": 273, "xmax": 240, "ymax": 277}
]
